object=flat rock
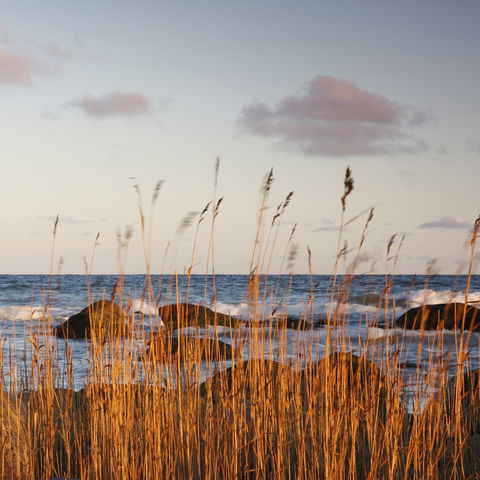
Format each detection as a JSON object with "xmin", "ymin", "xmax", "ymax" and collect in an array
[
  {"xmin": 141, "ymin": 334, "xmax": 237, "ymax": 363},
  {"xmin": 158, "ymin": 303, "xmax": 239, "ymax": 329}
]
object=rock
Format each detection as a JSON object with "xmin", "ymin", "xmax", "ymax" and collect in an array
[
  {"xmin": 308, "ymin": 352, "xmax": 388, "ymax": 405},
  {"xmin": 439, "ymin": 433, "xmax": 480, "ymax": 479},
  {"xmin": 158, "ymin": 303, "xmax": 238, "ymax": 329},
  {"xmin": 311, "ymin": 352, "xmax": 395, "ymax": 420},
  {"xmin": 0, "ymin": 391, "xmax": 31, "ymax": 479},
  {"xmin": 53, "ymin": 300, "xmax": 126, "ymax": 339},
  {"xmin": 78, "ymin": 383, "xmax": 156, "ymax": 411},
  {"xmin": 445, "ymin": 369, "xmax": 480, "ymax": 435},
  {"xmin": 199, "ymin": 353, "xmax": 386, "ymax": 402},
  {"xmin": 142, "ymin": 333, "xmax": 237, "ymax": 363},
  {"xmin": 199, "ymin": 353, "xmax": 408, "ymax": 478},
  {"xmin": 198, "ymin": 359, "xmax": 295, "ymax": 400},
  {"xmin": 395, "ymin": 303, "xmax": 480, "ymax": 331},
  {"xmin": 275, "ymin": 315, "xmax": 324, "ymax": 329},
  {"xmin": 312, "ymin": 353, "xmax": 409, "ymax": 478}
]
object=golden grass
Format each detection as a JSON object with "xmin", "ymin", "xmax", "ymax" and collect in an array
[{"xmin": 1, "ymin": 166, "xmax": 479, "ymax": 479}]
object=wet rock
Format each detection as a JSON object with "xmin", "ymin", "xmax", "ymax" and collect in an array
[
  {"xmin": 53, "ymin": 300, "xmax": 126, "ymax": 339},
  {"xmin": 395, "ymin": 303, "xmax": 480, "ymax": 331},
  {"xmin": 158, "ymin": 303, "xmax": 239, "ymax": 329}
]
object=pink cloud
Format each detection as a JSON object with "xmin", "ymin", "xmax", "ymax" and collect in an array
[
  {"xmin": 0, "ymin": 28, "xmax": 72, "ymax": 87},
  {"xmin": 238, "ymin": 75, "xmax": 429, "ymax": 157},
  {"xmin": 0, "ymin": 49, "xmax": 42, "ymax": 86},
  {"xmin": 69, "ymin": 91, "xmax": 152, "ymax": 118}
]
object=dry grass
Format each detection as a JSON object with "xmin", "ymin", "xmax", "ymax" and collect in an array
[{"xmin": 1, "ymin": 168, "xmax": 479, "ymax": 479}]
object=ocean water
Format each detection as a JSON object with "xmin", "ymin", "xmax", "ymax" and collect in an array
[{"xmin": 0, "ymin": 274, "xmax": 479, "ymax": 401}]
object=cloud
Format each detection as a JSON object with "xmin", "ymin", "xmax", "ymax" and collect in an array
[
  {"xmin": 0, "ymin": 49, "xmax": 47, "ymax": 86},
  {"xmin": 436, "ymin": 146, "xmax": 449, "ymax": 156},
  {"xmin": 466, "ymin": 140, "xmax": 480, "ymax": 155},
  {"xmin": 0, "ymin": 26, "xmax": 76, "ymax": 59},
  {"xmin": 238, "ymin": 75, "xmax": 430, "ymax": 157},
  {"xmin": 37, "ymin": 216, "xmax": 98, "ymax": 225},
  {"xmin": 68, "ymin": 91, "xmax": 152, "ymax": 118},
  {"xmin": 396, "ymin": 170, "xmax": 415, "ymax": 178},
  {"xmin": 0, "ymin": 28, "xmax": 75, "ymax": 87},
  {"xmin": 419, "ymin": 216, "xmax": 471, "ymax": 230},
  {"xmin": 313, "ymin": 218, "xmax": 340, "ymax": 232}
]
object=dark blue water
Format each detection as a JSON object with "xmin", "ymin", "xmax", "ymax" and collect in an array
[{"xmin": 1, "ymin": 273, "xmax": 479, "ymax": 320}]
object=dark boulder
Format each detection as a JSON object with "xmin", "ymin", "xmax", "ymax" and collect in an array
[
  {"xmin": 395, "ymin": 303, "xmax": 480, "ymax": 331},
  {"xmin": 53, "ymin": 300, "xmax": 126, "ymax": 339},
  {"xmin": 158, "ymin": 303, "xmax": 239, "ymax": 329}
]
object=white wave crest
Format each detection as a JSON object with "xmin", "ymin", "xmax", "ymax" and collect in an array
[
  {"xmin": 132, "ymin": 298, "xmax": 158, "ymax": 315},
  {"xmin": 0, "ymin": 305, "xmax": 44, "ymax": 321},
  {"xmin": 407, "ymin": 289, "xmax": 480, "ymax": 307},
  {"xmin": 215, "ymin": 298, "xmax": 381, "ymax": 321},
  {"xmin": 214, "ymin": 302, "xmax": 247, "ymax": 317},
  {"xmin": 365, "ymin": 327, "xmax": 387, "ymax": 339}
]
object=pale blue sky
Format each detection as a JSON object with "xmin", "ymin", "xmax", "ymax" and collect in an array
[{"xmin": 0, "ymin": 1, "xmax": 478, "ymax": 274}]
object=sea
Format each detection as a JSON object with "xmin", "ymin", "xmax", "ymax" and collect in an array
[{"xmin": 1, "ymin": 274, "xmax": 479, "ymax": 407}]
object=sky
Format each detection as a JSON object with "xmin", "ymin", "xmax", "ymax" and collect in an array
[{"xmin": 0, "ymin": 1, "xmax": 479, "ymax": 275}]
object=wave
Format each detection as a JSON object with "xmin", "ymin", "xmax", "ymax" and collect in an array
[
  {"xmin": 406, "ymin": 289, "xmax": 480, "ymax": 308},
  {"xmin": 0, "ymin": 305, "xmax": 46, "ymax": 321},
  {"xmin": 5, "ymin": 288, "xmax": 476, "ymax": 327},
  {"xmin": 215, "ymin": 299, "xmax": 380, "ymax": 321},
  {"xmin": 132, "ymin": 299, "xmax": 158, "ymax": 315}
]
